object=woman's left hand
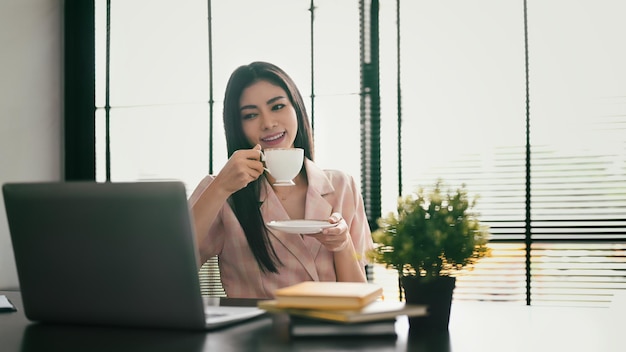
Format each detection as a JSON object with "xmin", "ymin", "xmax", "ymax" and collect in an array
[{"xmin": 309, "ymin": 212, "xmax": 350, "ymax": 252}]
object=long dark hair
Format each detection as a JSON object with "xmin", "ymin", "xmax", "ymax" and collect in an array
[{"xmin": 222, "ymin": 61, "xmax": 314, "ymax": 273}]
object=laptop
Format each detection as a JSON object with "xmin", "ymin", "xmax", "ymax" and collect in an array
[{"xmin": 2, "ymin": 181, "xmax": 265, "ymax": 330}]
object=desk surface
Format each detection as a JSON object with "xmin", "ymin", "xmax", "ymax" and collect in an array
[{"xmin": 0, "ymin": 290, "xmax": 622, "ymax": 352}]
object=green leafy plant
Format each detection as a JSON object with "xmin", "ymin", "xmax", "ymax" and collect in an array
[{"xmin": 370, "ymin": 180, "xmax": 490, "ymax": 282}]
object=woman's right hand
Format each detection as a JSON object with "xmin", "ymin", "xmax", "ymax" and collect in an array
[{"xmin": 212, "ymin": 144, "xmax": 265, "ymax": 195}]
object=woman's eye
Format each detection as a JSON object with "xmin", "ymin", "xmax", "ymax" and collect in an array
[
  {"xmin": 272, "ymin": 104, "xmax": 285, "ymax": 111},
  {"xmin": 242, "ymin": 113, "xmax": 257, "ymax": 120}
]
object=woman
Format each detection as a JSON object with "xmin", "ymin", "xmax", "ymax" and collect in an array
[{"xmin": 189, "ymin": 61, "xmax": 373, "ymax": 298}]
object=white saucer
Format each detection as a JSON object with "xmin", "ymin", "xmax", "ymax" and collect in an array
[{"xmin": 266, "ymin": 220, "xmax": 338, "ymax": 234}]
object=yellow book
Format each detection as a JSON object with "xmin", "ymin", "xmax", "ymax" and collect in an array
[
  {"xmin": 258, "ymin": 299, "xmax": 428, "ymax": 324},
  {"xmin": 271, "ymin": 281, "xmax": 383, "ymax": 310}
]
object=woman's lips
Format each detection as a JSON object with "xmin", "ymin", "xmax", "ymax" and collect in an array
[{"xmin": 261, "ymin": 132, "xmax": 286, "ymax": 147}]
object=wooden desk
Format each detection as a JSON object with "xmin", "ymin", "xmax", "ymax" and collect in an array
[{"xmin": 0, "ymin": 290, "xmax": 622, "ymax": 352}]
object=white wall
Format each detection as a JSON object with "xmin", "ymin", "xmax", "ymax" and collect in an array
[{"xmin": 0, "ymin": 0, "xmax": 62, "ymax": 289}]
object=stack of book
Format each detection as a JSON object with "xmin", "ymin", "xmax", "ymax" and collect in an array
[{"xmin": 258, "ymin": 281, "xmax": 428, "ymax": 337}]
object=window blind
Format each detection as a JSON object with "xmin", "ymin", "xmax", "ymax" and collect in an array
[
  {"xmin": 526, "ymin": 0, "xmax": 626, "ymax": 307},
  {"xmin": 380, "ymin": 0, "xmax": 626, "ymax": 307}
]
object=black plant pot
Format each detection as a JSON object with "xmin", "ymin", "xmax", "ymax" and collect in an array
[{"xmin": 400, "ymin": 276, "xmax": 456, "ymax": 334}]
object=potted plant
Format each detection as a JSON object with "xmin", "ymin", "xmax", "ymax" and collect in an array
[{"xmin": 369, "ymin": 179, "xmax": 490, "ymax": 333}]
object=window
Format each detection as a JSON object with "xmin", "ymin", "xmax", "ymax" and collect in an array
[
  {"xmin": 94, "ymin": 0, "xmax": 361, "ymax": 195},
  {"xmin": 67, "ymin": 0, "xmax": 626, "ymax": 306},
  {"xmin": 373, "ymin": 0, "xmax": 626, "ymax": 307}
]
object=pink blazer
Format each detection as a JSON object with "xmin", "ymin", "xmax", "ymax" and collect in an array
[{"xmin": 188, "ymin": 159, "xmax": 374, "ymax": 298}]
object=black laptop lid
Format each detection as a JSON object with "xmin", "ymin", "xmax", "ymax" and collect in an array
[{"xmin": 2, "ymin": 181, "xmax": 207, "ymax": 330}]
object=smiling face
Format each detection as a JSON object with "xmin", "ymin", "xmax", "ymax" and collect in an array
[{"xmin": 239, "ymin": 80, "xmax": 299, "ymax": 150}]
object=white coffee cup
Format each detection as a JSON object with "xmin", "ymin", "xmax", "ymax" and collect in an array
[{"xmin": 261, "ymin": 148, "xmax": 304, "ymax": 186}]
